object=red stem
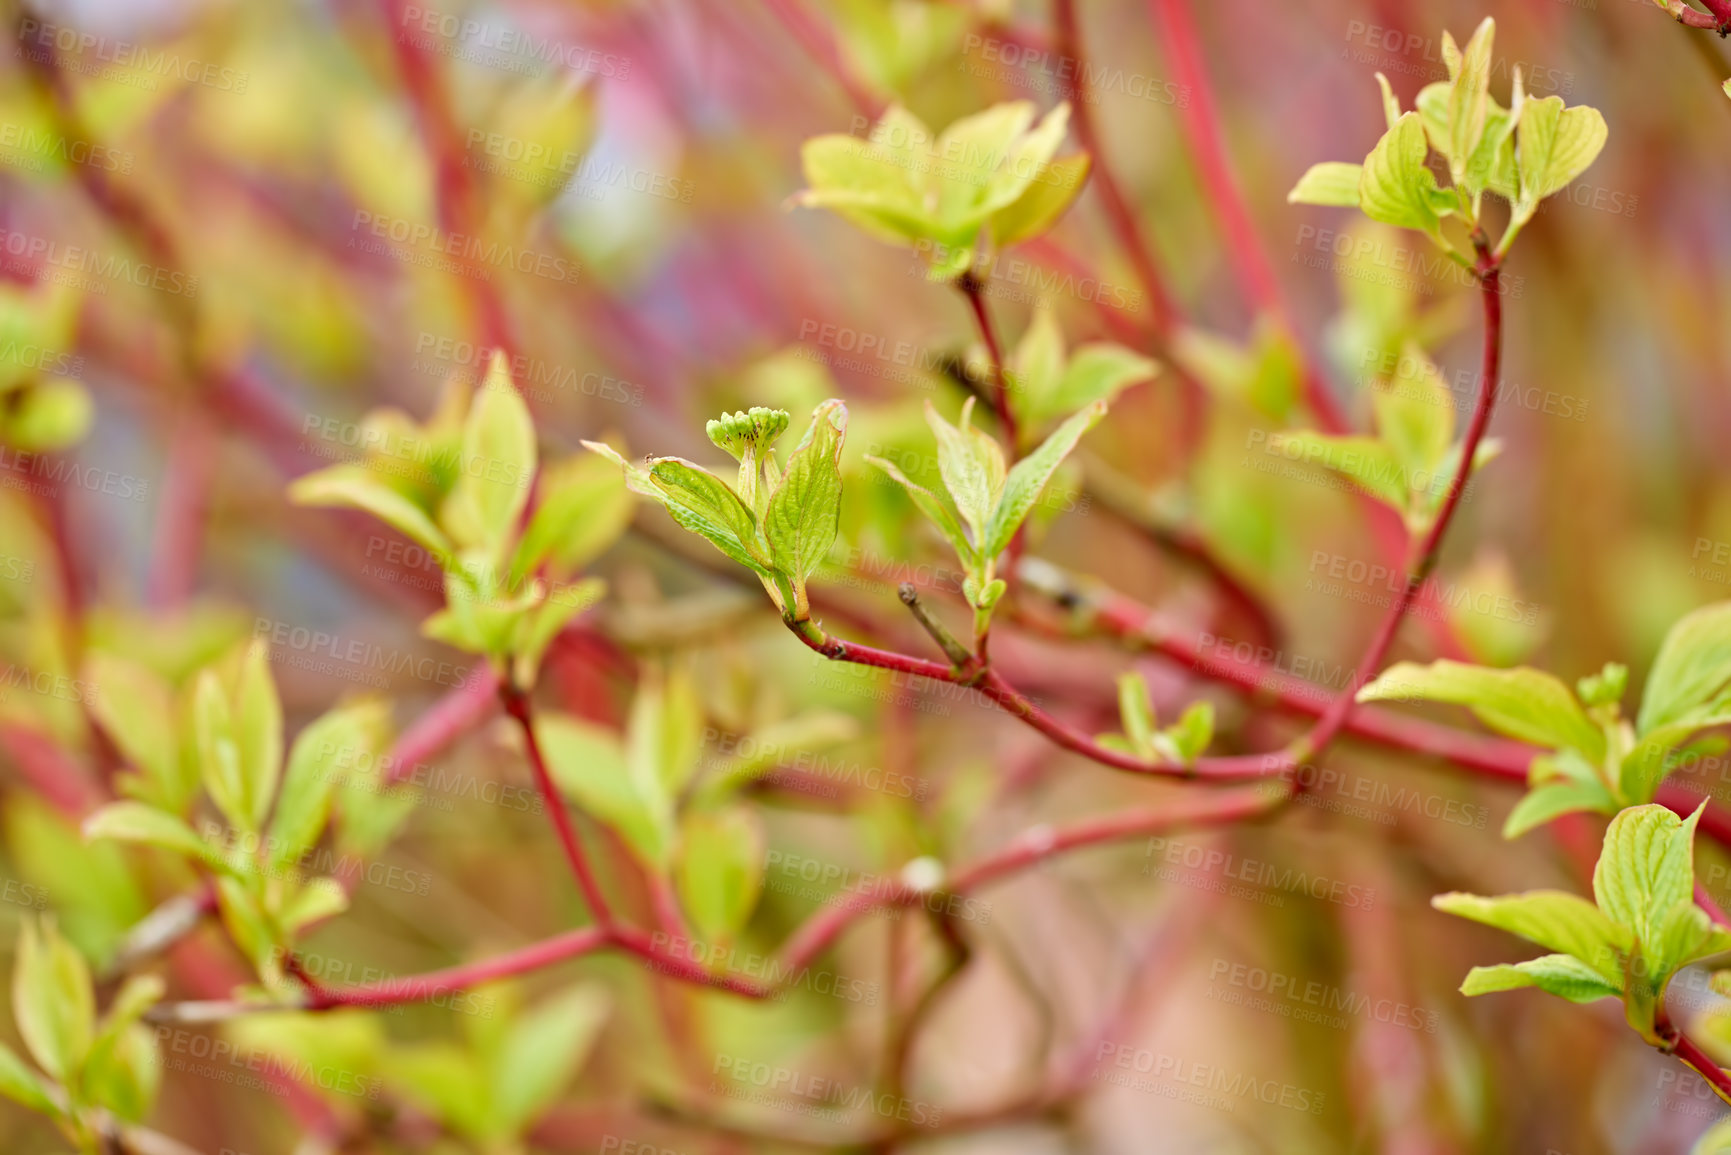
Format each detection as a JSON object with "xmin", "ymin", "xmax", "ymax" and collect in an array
[
  {"xmin": 499, "ymin": 684, "xmax": 613, "ymax": 923},
  {"xmin": 959, "ymin": 275, "xmax": 1019, "ymax": 453},
  {"xmin": 1672, "ymin": 1028, "xmax": 1731, "ymax": 1104},
  {"xmin": 1050, "ymin": 0, "xmax": 1176, "ymax": 331},
  {"xmin": 384, "ymin": 666, "xmax": 502, "ymax": 785}
]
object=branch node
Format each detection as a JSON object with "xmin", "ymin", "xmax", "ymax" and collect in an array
[{"xmin": 898, "ymin": 583, "xmax": 977, "ymax": 672}]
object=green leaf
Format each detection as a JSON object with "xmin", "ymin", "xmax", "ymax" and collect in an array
[
  {"xmin": 1161, "ymin": 701, "xmax": 1215, "ymax": 765},
  {"xmin": 794, "ymin": 132, "xmax": 930, "ymax": 246},
  {"xmin": 1116, "ymin": 671, "xmax": 1157, "ymax": 760},
  {"xmin": 1513, "ymin": 95, "xmax": 1608, "ymax": 217},
  {"xmin": 288, "ymin": 464, "xmax": 452, "ymax": 558},
  {"xmin": 1008, "ymin": 302, "xmax": 1065, "ymax": 420},
  {"xmin": 1370, "ymin": 345, "xmax": 1453, "ymax": 479},
  {"xmin": 83, "ymin": 802, "xmax": 231, "ymax": 872},
  {"xmin": 84, "ymin": 1023, "xmax": 158, "ymax": 1122},
  {"xmin": 271, "ymin": 702, "xmax": 385, "ymax": 873},
  {"xmin": 1577, "ymin": 661, "xmax": 1629, "ymax": 709},
  {"xmin": 674, "ymin": 808, "xmax": 766, "ymax": 942},
  {"xmin": 628, "ymin": 665, "xmax": 703, "ymax": 800},
  {"xmin": 647, "ymin": 459, "xmax": 771, "ymax": 575},
  {"xmin": 764, "ymin": 400, "xmax": 847, "ymax": 613},
  {"xmin": 214, "ymin": 876, "xmax": 277, "ymax": 980},
  {"xmin": 1503, "ymin": 777, "xmax": 1618, "ymax": 839},
  {"xmin": 1359, "ymin": 112, "xmax": 1445, "ymax": 240},
  {"xmin": 389, "ymin": 1043, "xmax": 492, "ymax": 1137},
  {"xmin": 509, "ymin": 454, "xmax": 634, "ymax": 585},
  {"xmin": 1357, "ymin": 660, "xmax": 1605, "ymax": 760},
  {"xmin": 194, "ymin": 667, "xmax": 249, "ymax": 835},
  {"xmin": 1287, "ymin": 162, "xmax": 1364, "ymax": 207},
  {"xmin": 488, "ymin": 986, "xmax": 610, "ymax": 1138},
  {"xmin": 1431, "ymin": 890, "xmax": 1628, "ymax": 982},
  {"xmin": 1459, "ymin": 954, "xmax": 1622, "ymax": 1003},
  {"xmin": 1039, "ymin": 345, "xmax": 1154, "ymax": 430},
  {"xmin": 453, "ymin": 352, "xmax": 537, "ymax": 554},
  {"xmin": 1271, "ymin": 433, "xmax": 1408, "ymax": 509},
  {"xmin": 989, "ymin": 153, "xmax": 1091, "ymax": 247},
  {"xmin": 865, "ymin": 455, "xmax": 976, "ymax": 568},
  {"xmin": 1593, "ymin": 803, "xmax": 1701, "ymax": 961},
  {"xmin": 234, "ymin": 642, "xmax": 284, "ymax": 831},
  {"xmin": 1638, "ymin": 602, "xmax": 1731, "ymax": 734},
  {"xmin": 0, "ymin": 1041, "xmax": 55, "ymax": 1116},
  {"xmin": 983, "ymin": 399, "xmax": 1104, "ymax": 558},
  {"xmin": 279, "ymin": 876, "xmax": 349, "ymax": 934},
  {"xmin": 1443, "ymin": 19, "xmax": 1495, "ymax": 187},
  {"xmin": 13, "ymin": 919, "xmax": 95, "ymax": 1081},
  {"xmin": 537, "ymin": 713, "xmax": 669, "ymax": 869},
  {"xmin": 82, "ymin": 653, "xmax": 189, "ymax": 813},
  {"xmin": 926, "ymin": 399, "xmax": 1005, "ymax": 545},
  {"xmin": 1694, "ymin": 1117, "xmax": 1731, "ymax": 1155},
  {"xmin": 512, "ymin": 578, "xmax": 606, "ymax": 688}
]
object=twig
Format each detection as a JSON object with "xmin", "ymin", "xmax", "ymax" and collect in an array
[{"xmin": 498, "ymin": 682, "xmax": 614, "ymax": 923}]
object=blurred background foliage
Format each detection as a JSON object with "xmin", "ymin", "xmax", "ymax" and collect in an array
[{"xmin": 0, "ymin": 0, "xmax": 1728, "ymax": 1151}]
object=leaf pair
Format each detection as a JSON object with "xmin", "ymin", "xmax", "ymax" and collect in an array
[
  {"xmin": 0, "ymin": 920, "xmax": 163, "ymax": 1136},
  {"xmin": 292, "ymin": 352, "xmax": 618, "ymax": 685},
  {"xmin": 1097, "ymin": 671, "xmax": 1214, "ymax": 767},
  {"xmin": 534, "ymin": 665, "xmax": 818, "ymax": 942},
  {"xmin": 1290, "ymin": 18, "xmax": 1607, "ymax": 260},
  {"xmin": 1360, "ymin": 602, "xmax": 1731, "ymax": 836},
  {"xmin": 1435, "ymin": 804, "xmax": 1731, "ymax": 1045},
  {"xmin": 587, "ymin": 401, "xmax": 847, "ymax": 622},
  {"xmin": 794, "ymin": 102, "xmax": 1091, "ymax": 281},
  {"xmin": 83, "ymin": 644, "xmax": 409, "ymax": 988},
  {"xmin": 869, "ymin": 397, "xmax": 1105, "ymax": 619},
  {"xmin": 1002, "ymin": 301, "xmax": 1157, "ymax": 434},
  {"xmin": 1272, "ymin": 344, "xmax": 1498, "ymax": 530}
]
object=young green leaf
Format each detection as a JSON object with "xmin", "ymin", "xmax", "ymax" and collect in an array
[
  {"xmin": 1637, "ymin": 602, "xmax": 1731, "ymax": 734},
  {"xmin": 1431, "ymin": 890, "xmax": 1627, "ymax": 980},
  {"xmin": 234, "ymin": 642, "xmax": 284, "ymax": 831},
  {"xmin": 0, "ymin": 1041, "xmax": 55, "ymax": 1116},
  {"xmin": 82, "ymin": 652, "xmax": 191, "ymax": 813},
  {"xmin": 279, "ymin": 877, "xmax": 349, "ymax": 934},
  {"xmin": 1357, "ymin": 660, "xmax": 1605, "ymax": 760},
  {"xmin": 1359, "ymin": 113, "xmax": 1446, "ymax": 240},
  {"xmin": 764, "ymin": 400, "xmax": 847, "ymax": 617},
  {"xmin": 83, "ymin": 802, "xmax": 232, "ymax": 872},
  {"xmin": 1459, "ymin": 955, "xmax": 1622, "ymax": 1003},
  {"xmin": 1592, "ymin": 803, "xmax": 1700, "ymax": 957},
  {"xmin": 509, "ymin": 454, "xmax": 634, "ymax": 585},
  {"xmin": 1442, "ymin": 19, "xmax": 1496, "ymax": 188},
  {"xmin": 648, "ymin": 459, "xmax": 771, "ymax": 575},
  {"xmin": 866, "ymin": 454, "xmax": 977, "ymax": 569},
  {"xmin": 453, "ymin": 353, "xmax": 537, "ymax": 553},
  {"xmin": 926, "ymin": 399, "xmax": 1005, "ymax": 544},
  {"xmin": 983, "ymin": 399, "xmax": 1104, "ymax": 558},
  {"xmin": 1513, "ymin": 95, "xmax": 1608, "ymax": 219},
  {"xmin": 989, "ymin": 152, "xmax": 1091, "ymax": 247},
  {"xmin": 288, "ymin": 465, "xmax": 452, "ymax": 558},
  {"xmin": 674, "ymin": 807, "xmax": 766, "ymax": 942},
  {"xmin": 487, "ymin": 985, "xmax": 610, "ymax": 1139},
  {"xmin": 537, "ymin": 713, "xmax": 670, "ymax": 869},
  {"xmin": 13, "ymin": 919, "xmax": 95, "ymax": 1081},
  {"xmin": 1116, "ymin": 671, "xmax": 1157, "ymax": 760},
  {"xmin": 271, "ymin": 702, "xmax": 387, "ymax": 873},
  {"xmin": 1503, "ymin": 775, "xmax": 1618, "ymax": 840},
  {"xmin": 1287, "ymin": 161, "xmax": 1364, "ymax": 207}
]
